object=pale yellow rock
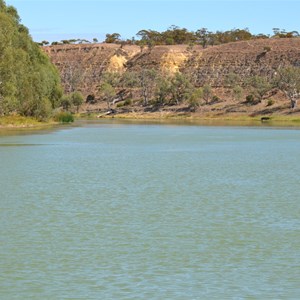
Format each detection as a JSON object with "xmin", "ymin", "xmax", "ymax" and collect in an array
[
  {"xmin": 161, "ymin": 51, "xmax": 187, "ymax": 74},
  {"xmin": 107, "ymin": 55, "xmax": 127, "ymax": 73}
]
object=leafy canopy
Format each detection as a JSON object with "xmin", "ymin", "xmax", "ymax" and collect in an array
[{"xmin": 0, "ymin": 0, "xmax": 62, "ymax": 119}]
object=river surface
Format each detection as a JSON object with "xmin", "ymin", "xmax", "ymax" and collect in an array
[{"xmin": 0, "ymin": 120, "xmax": 300, "ymax": 299}]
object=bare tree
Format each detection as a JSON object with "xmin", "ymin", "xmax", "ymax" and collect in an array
[{"xmin": 63, "ymin": 64, "xmax": 84, "ymax": 93}]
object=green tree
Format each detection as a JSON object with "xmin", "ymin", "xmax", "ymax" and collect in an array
[
  {"xmin": 40, "ymin": 40, "xmax": 49, "ymax": 46},
  {"xmin": 155, "ymin": 75, "xmax": 171, "ymax": 105},
  {"xmin": 196, "ymin": 28, "xmax": 209, "ymax": 48},
  {"xmin": 136, "ymin": 29, "xmax": 151, "ymax": 41},
  {"xmin": 121, "ymin": 71, "xmax": 139, "ymax": 89},
  {"xmin": 233, "ymin": 85, "xmax": 243, "ymax": 101},
  {"xmin": 276, "ymin": 67, "xmax": 300, "ymax": 108},
  {"xmin": 105, "ymin": 33, "xmax": 121, "ymax": 43},
  {"xmin": 138, "ymin": 69, "xmax": 157, "ymax": 106},
  {"xmin": 202, "ymin": 84, "xmax": 212, "ymax": 104},
  {"xmin": 189, "ymin": 88, "xmax": 203, "ymax": 110},
  {"xmin": 137, "ymin": 40, "xmax": 147, "ymax": 52},
  {"xmin": 99, "ymin": 82, "xmax": 116, "ymax": 109},
  {"xmin": 0, "ymin": 0, "xmax": 62, "ymax": 118},
  {"xmin": 61, "ymin": 95, "xmax": 72, "ymax": 111},
  {"xmin": 169, "ymin": 72, "xmax": 193, "ymax": 105},
  {"xmin": 246, "ymin": 75, "xmax": 272, "ymax": 102},
  {"xmin": 71, "ymin": 91, "xmax": 84, "ymax": 113}
]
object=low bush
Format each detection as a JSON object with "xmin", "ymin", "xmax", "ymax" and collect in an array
[
  {"xmin": 53, "ymin": 112, "xmax": 74, "ymax": 123},
  {"xmin": 212, "ymin": 95, "xmax": 220, "ymax": 103},
  {"xmin": 124, "ymin": 99, "xmax": 132, "ymax": 106},
  {"xmin": 245, "ymin": 94, "xmax": 260, "ymax": 105}
]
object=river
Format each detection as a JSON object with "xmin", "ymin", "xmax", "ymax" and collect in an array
[{"xmin": 1, "ymin": 120, "xmax": 299, "ymax": 299}]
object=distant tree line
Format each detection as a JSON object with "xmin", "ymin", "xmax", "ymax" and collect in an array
[
  {"xmin": 39, "ymin": 38, "xmax": 99, "ymax": 46},
  {"xmin": 42, "ymin": 27, "xmax": 300, "ymax": 48},
  {"xmin": 105, "ymin": 26, "xmax": 299, "ymax": 47}
]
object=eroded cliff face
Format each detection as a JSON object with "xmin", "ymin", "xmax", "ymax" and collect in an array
[
  {"xmin": 184, "ymin": 39, "xmax": 300, "ymax": 87},
  {"xmin": 44, "ymin": 39, "xmax": 300, "ymax": 99},
  {"xmin": 44, "ymin": 44, "xmax": 139, "ymax": 95}
]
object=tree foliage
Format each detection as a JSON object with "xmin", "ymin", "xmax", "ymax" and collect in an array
[
  {"xmin": 71, "ymin": 91, "xmax": 84, "ymax": 112},
  {"xmin": 99, "ymin": 82, "xmax": 116, "ymax": 109},
  {"xmin": 0, "ymin": 0, "xmax": 62, "ymax": 119},
  {"xmin": 169, "ymin": 72, "xmax": 193, "ymax": 105},
  {"xmin": 276, "ymin": 66, "xmax": 300, "ymax": 108},
  {"xmin": 202, "ymin": 84, "xmax": 212, "ymax": 104},
  {"xmin": 103, "ymin": 26, "xmax": 296, "ymax": 48},
  {"xmin": 246, "ymin": 75, "xmax": 272, "ymax": 102},
  {"xmin": 105, "ymin": 33, "xmax": 121, "ymax": 44}
]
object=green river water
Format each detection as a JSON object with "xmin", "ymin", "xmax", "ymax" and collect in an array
[{"xmin": 0, "ymin": 120, "xmax": 299, "ymax": 299}]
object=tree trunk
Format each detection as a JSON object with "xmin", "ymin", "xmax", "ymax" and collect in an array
[
  {"xmin": 285, "ymin": 90, "xmax": 298, "ymax": 109},
  {"xmin": 291, "ymin": 98, "xmax": 297, "ymax": 109},
  {"xmin": 142, "ymin": 87, "xmax": 148, "ymax": 106}
]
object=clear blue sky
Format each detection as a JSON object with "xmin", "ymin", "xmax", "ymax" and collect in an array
[{"xmin": 6, "ymin": 0, "xmax": 300, "ymax": 42}]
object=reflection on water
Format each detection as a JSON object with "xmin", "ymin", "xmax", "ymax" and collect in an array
[
  {"xmin": 0, "ymin": 121, "xmax": 300, "ymax": 299},
  {"xmin": 0, "ymin": 144, "xmax": 45, "ymax": 147}
]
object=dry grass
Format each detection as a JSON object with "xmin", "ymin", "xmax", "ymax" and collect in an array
[{"xmin": 0, "ymin": 115, "xmax": 55, "ymax": 128}]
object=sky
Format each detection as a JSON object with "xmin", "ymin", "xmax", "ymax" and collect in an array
[{"xmin": 5, "ymin": 0, "xmax": 300, "ymax": 43}]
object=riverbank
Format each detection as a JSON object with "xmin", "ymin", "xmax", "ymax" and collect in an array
[
  {"xmin": 0, "ymin": 115, "xmax": 56, "ymax": 129},
  {"xmin": 2, "ymin": 112, "xmax": 300, "ymax": 129},
  {"xmin": 78, "ymin": 110, "xmax": 300, "ymax": 127}
]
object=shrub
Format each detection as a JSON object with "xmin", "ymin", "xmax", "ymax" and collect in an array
[
  {"xmin": 124, "ymin": 99, "xmax": 132, "ymax": 106},
  {"xmin": 71, "ymin": 91, "xmax": 84, "ymax": 112},
  {"xmin": 246, "ymin": 94, "xmax": 254, "ymax": 103},
  {"xmin": 189, "ymin": 98, "xmax": 200, "ymax": 111},
  {"xmin": 266, "ymin": 99, "xmax": 275, "ymax": 106},
  {"xmin": 202, "ymin": 84, "xmax": 212, "ymax": 104},
  {"xmin": 245, "ymin": 94, "xmax": 259, "ymax": 105},
  {"xmin": 233, "ymin": 85, "xmax": 243, "ymax": 101},
  {"xmin": 60, "ymin": 95, "xmax": 72, "ymax": 111},
  {"xmin": 212, "ymin": 95, "xmax": 220, "ymax": 103},
  {"xmin": 54, "ymin": 112, "xmax": 74, "ymax": 123},
  {"xmin": 86, "ymin": 94, "xmax": 95, "ymax": 103},
  {"xmin": 225, "ymin": 72, "xmax": 239, "ymax": 87}
]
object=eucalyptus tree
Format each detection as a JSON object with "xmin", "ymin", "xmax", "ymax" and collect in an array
[
  {"xmin": 246, "ymin": 75, "xmax": 272, "ymax": 102},
  {"xmin": 169, "ymin": 72, "xmax": 193, "ymax": 105},
  {"xmin": 71, "ymin": 91, "xmax": 84, "ymax": 113},
  {"xmin": 155, "ymin": 75, "xmax": 172, "ymax": 105},
  {"xmin": 276, "ymin": 66, "xmax": 300, "ymax": 109},
  {"xmin": 0, "ymin": 0, "xmax": 62, "ymax": 118},
  {"xmin": 105, "ymin": 33, "xmax": 121, "ymax": 43},
  {"xmin": 138, "ymin": 69, "xmax": 158, "ymax": 106},
  {"xmin": 202, "ymin": 84, "xmax": 212, "ymax": 104},
  {"xmin": 99, "ymin": 82, "xmax": 116, "ymax": 109}
]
